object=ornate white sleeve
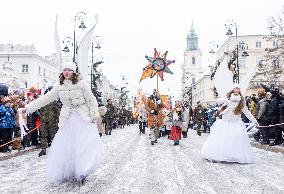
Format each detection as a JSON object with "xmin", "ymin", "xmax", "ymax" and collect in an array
[
  {"xmin": 25, "ymin": 87, "xmax": 59, "ymax": 114},
  {"xmin": 80, "ymin": 80, "xmax": 99, "ymax": 119},
  {"xmin": 242, "ymin": 106, "xmax": 258, "ymax": 125}
]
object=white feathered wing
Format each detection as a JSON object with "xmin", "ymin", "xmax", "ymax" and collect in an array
[
  {"xmin": 213, "ymin": 55, "xmax": 234, "ymax": 97},
  {"xmin": 77, "ymin": 15, "xmax": 99, "ymax": 80}
]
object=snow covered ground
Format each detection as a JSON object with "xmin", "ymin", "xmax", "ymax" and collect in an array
[{"xmin": 0, "ymin": 125, "xmax": 283, "ymax": 194}]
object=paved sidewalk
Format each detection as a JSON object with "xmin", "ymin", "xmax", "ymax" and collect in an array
[
  {"xmin": 0, "ymin": 147, "xmax": 38, "ymax": 161},
  {"xmin": 250, "ymin": 142, "xmax": 284, "ymax": 154}
]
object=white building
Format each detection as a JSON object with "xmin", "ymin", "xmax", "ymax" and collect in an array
[
  {"xmin": 191, "ymin": 35, "xmax": 273, "ymax": 108},
  {"xmin": 181, "ymin": 23, "xmax": 204, "ymax": 105},
  {"xmin": 181, "ymin": 23, "xmax": 203, "ymax": 88},
  {"xmin": 0, "ymin": 44, "xmax": 57, "ymax": 90}
]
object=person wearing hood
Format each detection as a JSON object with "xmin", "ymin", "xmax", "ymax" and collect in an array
[
  {"xmin": 201, "ymin": 84, "xmax": 258, "ymax": 164},
  {"xmin": 0, "ymin": 94, "xmax": 16, "ymax": 153},
  {"xmin": 21, "ymin": 62, "xmax": 103, "ymax": 185}
]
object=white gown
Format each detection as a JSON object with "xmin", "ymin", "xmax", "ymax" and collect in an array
[
  {"xmin": 201, "ymin": 95, "xmax": 257, "ymax": 164},
  {"xmin": 47, "ymin": 111, "xmax": 104, "ymax": 184}
]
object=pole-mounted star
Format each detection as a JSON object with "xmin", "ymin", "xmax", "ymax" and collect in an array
[{"xmin": 140, "ymin": 48, "xmax": 175, "ymax": 82}]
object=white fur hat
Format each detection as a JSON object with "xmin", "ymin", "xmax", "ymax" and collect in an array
[
  {"xmin": 61, "ymin": 62, "xmax": 77, "ymax": 72},
  {"xmin": 232, "ymin": 83, "xmax": 241, "ymax": 89}
]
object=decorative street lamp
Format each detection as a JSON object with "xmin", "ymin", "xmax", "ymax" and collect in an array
[
  {"xmin": 225, "ymin": 20, "xmax": 249, "ymax": 83},
  {"xmin": 62, "ymin": 37, "xmax": 73, "ymax": 53},
  {"xmin": 73, "ymin": 12, "xmax": 87, "ymax": 65},
  {"xmin": 62, "ymin": 12, "xmax": 87, "ymax": 72},
  {"xmin": 90, "ymin": 35, "xmax": 104, "ymax": 103},
  {"xmin": 209, "ymin": 41, "xmax": 218, "ymax": 54}
]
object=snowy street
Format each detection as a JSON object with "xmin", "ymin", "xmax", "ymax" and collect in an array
[{"xmin": 0, "ymin": 125, "xmax": 283, "ymax": 194}]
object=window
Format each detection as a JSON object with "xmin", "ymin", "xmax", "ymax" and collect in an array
[
  {"xmin": 256, "ymin": 41, "xmax": 261, "ymax": 48},
  {"xmin": 272, "ymin": 59, "xmax": 280, "ymax": 68},
  {"xmin": 22, "ymin": 64, "xmax": 29, "ymax": 73},
  {"xmin": 192, "ymin": 57, "xmax": 196, "ymax": 65},
  {"xmin": 273, "ymin": 41, "xmax": 278, "ymax": 48},
  {"xmin": 38, "ymin": 66, "xmax": 41, "ymax": 75},
  {"xmin": 43, "ymin": 68, "xmax": 46, "ymax": 77},
  {"xmin": 239, "ymin": 41, "xmax": 245, "ymax": 48},
  {"xmin": 238, "ymin": 57, "xmax": 245, "ymax": 68},
  {"xmin": 192, "ymin": 77, "xmax": 196, "ymax": 85},
  {"xmin": 256, "ymin": 57, "xmax": 264, "ymax": 68}
]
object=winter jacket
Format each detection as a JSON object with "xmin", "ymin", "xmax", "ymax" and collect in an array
[
  {"xmin": 0, "ymin": 104, "xmax": 16, "ymax": 129},
  {"xmin": 145, "ymin": 98, "xmax": 164, "ymax": 128},
  {"xmin": 255, "ymin": 98, "xmax": 270, "ymax": 122},
  {"xmin": 105, "ymin": 104, "xmax": 115, "ymax": 119},
  {"xmin": 97, "ymin": 106, "xmax": 107, "ymax": 134},
  {"xmin": 25, "ymin": 79, "xmax": 99, "ymax": 129},
  {"xmin": 138, "ymin": 104, "xmax": 147, "ymax": 122},
  {"xmin": 249, "ymin": 100, "xmax": 257, "ymax": 117},
  {"xmin": 268, "ymin": 96, "xmax": 280, "ymax": 123}
]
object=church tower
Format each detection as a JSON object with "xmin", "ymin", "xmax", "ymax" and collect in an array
[{"xmin": 182, "ymin": 22, "xmax": 203, "ymax": 89}]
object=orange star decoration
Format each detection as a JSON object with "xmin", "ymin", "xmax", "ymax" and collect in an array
[{"xmin": 140, "ymin": 48, "xmax": 175, "ymax": 82}]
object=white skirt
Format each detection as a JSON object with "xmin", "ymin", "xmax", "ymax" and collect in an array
[
  {"xmin": 47, "ymin": 111, "xmax": 104, "ymax": 184},
  {"xmin": 201, "ymin": 119, "xmax": 254, "ymax": 164}
]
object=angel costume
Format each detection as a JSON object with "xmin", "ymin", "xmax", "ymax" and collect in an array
[
  {"xmin": 25, "ymin": 63, "xmax": 103, "ymax": 184},
  {"xmin": 201, "ymin": 93, "xmax": 257, "ymax": 163},
  {"xmin": 24, "ymin": 16, "xmax": 103, "ymax": 184},
  {"xmin": 201, "ymin": 54, "xmax": 258, "ymax": 164}
]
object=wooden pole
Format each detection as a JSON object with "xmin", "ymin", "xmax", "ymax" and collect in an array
[{"xmin": 156, "ymin": 74, "xmax": 159, "ymax": 93}]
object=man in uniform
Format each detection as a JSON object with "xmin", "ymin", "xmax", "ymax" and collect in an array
[
  {"xmin": 38, "ymin": 87, "xmax": 60, "ymax": 156},
  {"xmin": 105, "ymin": 99, "xmax": 115, "ymax": 135}
]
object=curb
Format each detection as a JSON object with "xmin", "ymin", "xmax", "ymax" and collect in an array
[
  {"xmin": 250, "ymin": 142, "xmax": 284, "ymax": 154},
  {"xmin": 0, "ymin": 147, "xmax": 39, "ymax": 161}
]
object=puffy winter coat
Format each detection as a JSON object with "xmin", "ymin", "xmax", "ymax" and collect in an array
[
  {"xmin": 25, "ymin": 79, "xmax": 99, "ymax": 129},
  {"xmin": 0, "ymin": 104, "xmax": 16, "ymax": 129}
]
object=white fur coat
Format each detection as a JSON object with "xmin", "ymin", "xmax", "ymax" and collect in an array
[{"xmin": 25, "ymin": 79, "xmax": 99, "ymax": 129}]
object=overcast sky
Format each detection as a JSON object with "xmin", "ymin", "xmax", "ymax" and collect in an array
[{"xmin": 1, "ymin": 0, "xmax": 283, "ymax": 98}]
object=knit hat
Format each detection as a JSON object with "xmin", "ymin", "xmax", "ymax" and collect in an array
[{"xmin": 61, "ymin": 62, "xmax": 77, "ymax": 72}]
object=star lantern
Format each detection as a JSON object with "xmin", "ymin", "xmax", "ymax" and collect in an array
[{"xmin": 140, "ymin": 48, "xmax": 175, "ymax": 82}]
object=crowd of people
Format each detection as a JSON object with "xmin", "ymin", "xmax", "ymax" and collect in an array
[
  {"xmin": 0, "ymin": 83, "xmax": 136, "ymax": 156},
  {"xmin": 191, "ymin": 84, "xmax": 284, "ymax": 147},
  {"xmin": 136, "ymin": 85, "xmax": 284, "ymax": 148}
]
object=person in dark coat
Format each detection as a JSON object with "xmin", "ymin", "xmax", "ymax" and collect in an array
[
  {"xmin": 268, "ymin": 89, "xmax": 283, "ymax": 146},
  {"xmin": 105, "ymin": 99, "xmax": 115, "ymax": 135},
  {"xmin": 255, "ymin": 92, "xmax": 270, "ymax": 144},
  {"xmin": 193, "ymin": 102, "xmax": 204, "ymax": 136}
]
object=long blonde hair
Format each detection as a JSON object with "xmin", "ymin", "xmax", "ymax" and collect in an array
[{"xmin": 226, "ymin": 90, "xmax": 245, "ymax": 115}]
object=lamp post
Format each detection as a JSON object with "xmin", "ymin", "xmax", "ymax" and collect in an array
[
  {"xmin": 3, "ymin": 43, "xmax": 14, "ymax": 72},
  {"xmin": 73, "ymin": 12, "xmax": 87, "ymax": 65},
  {"xmin": 90, "ymin": 35, "xmax": 104, "ymax": 102},
  {"xmin": 62, "ymin": 12, "xmax": 87, "ymax": 72},
  {"xmin": 225, "ymin": 20, "xmax": 249, "ymax": 83}
]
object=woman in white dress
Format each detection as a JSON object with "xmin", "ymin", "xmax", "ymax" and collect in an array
[
  {"xmin": 22, "ymin": 62, "xmax": 104, "ymax": 185},
  {"xmin": 201, "ymin": 84, "xmax": 258, "ymax": 164}
]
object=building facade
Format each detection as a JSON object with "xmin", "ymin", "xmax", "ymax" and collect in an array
[
  {"xmin": 191, "ymin": 35, "xmax": 274, "ymax": 108},
  {"xmin": 181, "ymin": 23, "xmax": 203, "ymax": 105},
  {"xmin": 0, "ymin": 44, "xmax": 57, "ymax": 90}
]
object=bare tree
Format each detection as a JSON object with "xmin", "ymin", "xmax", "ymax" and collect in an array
[{"xmin": 252, "ymin": 5, "xmax": 284, "ymax": 89}]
